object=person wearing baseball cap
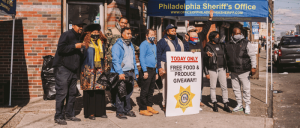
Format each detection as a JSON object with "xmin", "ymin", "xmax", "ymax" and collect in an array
[
  {"xmin": 184, "ymin": 9, "xmax": 214, "ymax": 111},
  {"xmin": 52, "ymin": 19, "xmax": 87, "ymax": 125},
  {"xmin": 157, "ymin": 23, "xmax": 189, "ymax": 111}
]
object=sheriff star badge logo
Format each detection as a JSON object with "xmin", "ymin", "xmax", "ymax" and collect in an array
[{"xmin": 174, "ymin": 85, "xmax": 195, "ymax": 113}]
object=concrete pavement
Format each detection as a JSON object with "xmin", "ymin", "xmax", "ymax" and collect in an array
[
  {"xmin": 1, "ymin": 49, "xmax": 274, "ymax": 128},
  {"xmin": 14, "ymin": 88, "xmax": 273, "ymax": 128}
]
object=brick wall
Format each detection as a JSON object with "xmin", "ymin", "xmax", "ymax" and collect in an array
[
  {"xmin": 0, "ymin": 0, "xmax": 61, "ymax": 99},
  {"xmin": 106, "ymin": 0, "xmax": 126, "ymax": 29}
]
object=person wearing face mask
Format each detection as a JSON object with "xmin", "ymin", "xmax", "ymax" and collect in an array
[
  {"xmin": 203, "ymin": 31, "xmax": 231, "ymax": 113},
  {"xmin": 157, "ymin": 24, "xmax": 189, "ymax": 111},
  {"xmin": 111, "ymin": 27, "xmax": 139, "ymax": 119},
  {"xmin": 138, "ymin": 29, "xmax": 159, "ymax": 116},
  {"xmin": 207, "ymin": 27, "xmax": 256, "ymax": 114},
  {"xmin": 80, "ymin": 24, "xmax": 108, "ymax": 120},
  {"xmin": 105, "ymin": 17, "xmax": 139, "ymax": 108},
  {"xmin": 184, "ymin": 9, "xmax": 214, "ymax": 110},
  {"xmin": 52, "ymin": 19, "xmax": 86, "ymax": 125}
]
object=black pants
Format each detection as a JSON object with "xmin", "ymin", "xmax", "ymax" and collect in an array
[
  {"xmin": 108, "ymin": 63, "xmax": 116, "ymax": 104},
  {"xmin": 83, "ymin": 90, "xmax": 106, "ymax": 118},
  {"xmin": 54, "ymin": 66, "xmax": 78, "ymax": 119},
  {"xmin": 139, "ymin": 68, "xmax": 156, "ymax": 110}
]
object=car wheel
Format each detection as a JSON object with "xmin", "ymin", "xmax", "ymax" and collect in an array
[{"xmin": 277, "ymin": 64, "xmax": 283, "ymax": 73}]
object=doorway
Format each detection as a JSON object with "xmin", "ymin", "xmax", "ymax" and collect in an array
[{"xmin": 66, "ymin": 2, "xmax": 104, "ymax": 33}]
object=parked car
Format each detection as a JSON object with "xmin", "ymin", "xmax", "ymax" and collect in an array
[{"xmin": 276, "ymin": 35, "xmax": 300, "ymax": 72}]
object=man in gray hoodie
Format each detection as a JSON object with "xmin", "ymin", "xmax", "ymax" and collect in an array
[{"xmin": 224, "ymin": 27, "xmax": 256, "ymax": 114}]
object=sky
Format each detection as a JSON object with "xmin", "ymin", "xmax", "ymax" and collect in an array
[{"xmin": 274, "ymin": 0, "xmax": 300, "ymax": 37}]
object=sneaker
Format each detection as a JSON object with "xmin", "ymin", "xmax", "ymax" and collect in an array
[
  {"xmin": 66, "ymin": 116, "xmax": 81, "ymax": 121},
  {"xmin": 199, "ymin": 107, "xmax": 203, "ymax": 111},
  {"xmin": 54, "ymin": 119, "xmax": 67, "ymax": 125},
  {"xmin": 233, "ymin": 104, "xmax": 243, "ymax": 112},
  {"xmin": 245, "ymin": 104, "xmax": 250, "ymax": 114}
]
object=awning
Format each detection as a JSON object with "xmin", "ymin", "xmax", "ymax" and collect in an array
[{"xmin": 147, "ymin": 0, "xmax": 272, "ymax": 22}]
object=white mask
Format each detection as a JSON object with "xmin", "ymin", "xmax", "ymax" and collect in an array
[{"xmin": 233, "ymin": 34, "xmax": 244, "ymax": 40}]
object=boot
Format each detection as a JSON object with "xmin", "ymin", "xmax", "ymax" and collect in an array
[
  {"xmin": 223, "ymin": 103, "xmax": 232, "ymax": 113},
  {"xmin": 200, "ymin": 102, "xmax": 205, "ymax": 106},
  {"xmin": 213, "ymin": 102, "xmax": 218, "ymax": 112},
  {"xmin": 147, "ymin": 106, "xmax": 159, "ymax": 114},
  {"xmin": 139, "ymin": 110, "xmax": 153, "ymax": 116}
]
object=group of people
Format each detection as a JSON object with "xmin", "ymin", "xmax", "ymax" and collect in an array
[{"xmin": 52, "ymin": 9, "xmax": 256, "ymax": 125}]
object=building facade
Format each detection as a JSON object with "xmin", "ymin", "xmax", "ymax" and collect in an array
[{"xmin": 0, "ymin": 0, "xmax": 148, "ymax": 102}]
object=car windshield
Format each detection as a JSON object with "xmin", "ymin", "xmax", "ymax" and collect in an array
[{"xmin": 282, "ymin": 37, "xmax": 300, "ymax": 45}]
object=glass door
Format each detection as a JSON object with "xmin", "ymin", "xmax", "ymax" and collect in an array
[{"xmin": 67, "ymin": 2, "xmax": 104, "ymax": 32}]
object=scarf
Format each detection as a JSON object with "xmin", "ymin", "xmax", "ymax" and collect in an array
[
  {"xmin": 230, "ymin": 36, "xmax": 243, "ymax": 44},
  {"xmin": 90, "ymin": 39, "xmax": 103, "ymax": 68}
]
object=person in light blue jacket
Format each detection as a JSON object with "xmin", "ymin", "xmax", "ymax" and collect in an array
[{"xmin": 110, "ymin": 27, "xmax": 139, "ymax": 119}]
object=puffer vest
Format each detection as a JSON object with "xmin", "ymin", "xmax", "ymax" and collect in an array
[{"xmin": 226, "ymin": 39, "xmax": 251, "ymax": 73}]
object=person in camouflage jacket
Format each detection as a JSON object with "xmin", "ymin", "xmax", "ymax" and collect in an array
[{"xmin": 105, "ymin": 17, "xmax": 139, "ymax": 70}]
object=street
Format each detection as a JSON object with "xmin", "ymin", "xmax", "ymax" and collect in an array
[{"xmin": 271, "ymin": 56, "xmax": 300, "ymax": 127}]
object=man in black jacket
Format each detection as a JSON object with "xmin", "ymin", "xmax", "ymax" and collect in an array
[
  {"xmin": 52, "ymin": 20, "xmax": 86, "ymax": 125},
  {"xmin": 224, "ymin": 27, "xmax": 256, "ymax": 115},
  {"xmin": 203, "ymin": 31, "xmax": 231, "ymax": 113},
  {"xmin": 184, "ymin": 9, "xmax": 214, "ymax": 110}
]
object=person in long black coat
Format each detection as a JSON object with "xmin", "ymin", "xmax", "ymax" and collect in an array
[{"xmin": 52, "ymin": 20, "xmax": 86, "ymax": 125}]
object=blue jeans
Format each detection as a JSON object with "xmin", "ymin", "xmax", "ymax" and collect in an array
[{"xmin": 115, "ymin": 71, "xmax": 135, "ymax": 115}]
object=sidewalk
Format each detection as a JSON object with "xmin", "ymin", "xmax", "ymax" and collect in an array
[
  {"xmin": 1, "ymin": 50, "xmax": 273, "ymax": 128},
  {"xmin": 13, "ymin": 87, "xmax": 273, "ymax": 128}
]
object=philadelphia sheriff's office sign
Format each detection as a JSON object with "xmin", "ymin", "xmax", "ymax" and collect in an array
[
  {"xmin": 0, "ymin": 0, "xmax": 16, "ymax": 14},
  {"xmin": 166, "ymin": 52, "xmax": 202, "ymax": 117}
]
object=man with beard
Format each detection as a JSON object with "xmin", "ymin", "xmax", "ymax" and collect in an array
[
  {"xmin": 157, "ymin": 24, "xmax": 189, "ymax": 111},
  {"xmin": 52, "ymin": 20, "xmax": 86, "ymax": 125}
]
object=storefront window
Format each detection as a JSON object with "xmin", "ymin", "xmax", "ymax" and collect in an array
[{"xmin": 67, "ymin": 2, "xmax": 104, "ymax": 32}]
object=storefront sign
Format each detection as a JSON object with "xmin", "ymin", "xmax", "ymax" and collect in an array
[
  {"xmin": 148, "ymin": 0, "xmax": 269, "ymax": 18},
  {"xmin": 166, "ymin": 52, "xmax": 202, "ymax": 117},
  {"xmin": 252, "ymin": 25, "xmax": 259, "ymax": 34},
  {"xmin": 0, "ymin": 0, "xmax": 16, "ymax": 14}
]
